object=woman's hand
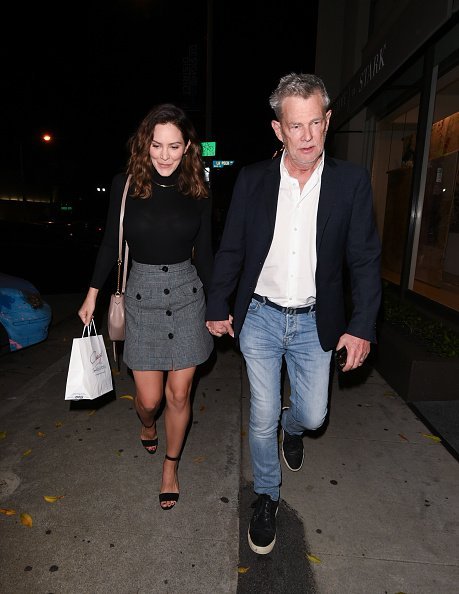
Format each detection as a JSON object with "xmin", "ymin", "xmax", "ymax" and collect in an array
[
  {"xmin": 78, "ymin": 288, "xmax": 99, "ymax": 326},
  {"xmin": 206, "ymin": 315, "xmax": 234, "ymax": 338}
]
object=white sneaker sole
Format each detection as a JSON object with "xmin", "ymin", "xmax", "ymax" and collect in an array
[{"xmin": 248, "ymin": 529, "xmax": 276, "ymax": 554}]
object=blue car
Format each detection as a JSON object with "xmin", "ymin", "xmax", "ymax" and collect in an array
[{"xmin": 0, "ymin": 273, "xmax": 52, "ymax": 353}]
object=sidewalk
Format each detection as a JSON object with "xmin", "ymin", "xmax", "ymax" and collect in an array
[
  {"xmin": 1, "ymin": 293, "xmax": 459, "ymax": 593},
  {"xmin": 239, "ymin": 362, "xmax": 459, "ymax": 593},
  {"xmin": 0, "ymin": 302, "xmax": 242, "ymax": 594}
]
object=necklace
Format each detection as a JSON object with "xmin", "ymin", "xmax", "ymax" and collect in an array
[{"xmin": 153, "ymin": 180, "xmax": 176, "ymax": 188}]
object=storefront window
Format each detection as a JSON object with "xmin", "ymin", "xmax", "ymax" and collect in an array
[
  {"xmin": 412, "ymin": 66, "xmax": 459, "ymax": 311},
  {"xmin": 372, "ymin": 94, "xmax": 420, "ymax": 285}
]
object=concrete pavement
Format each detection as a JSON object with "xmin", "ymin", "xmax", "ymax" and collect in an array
[
  {"xmin": 0, "ymin": 295, "xmax": 241, "ymax": 594},
  {"xmin": 238, "ymin": 365, "xmax": 459, "ymax": 593},
  {"xmin": 1, "ymin": 294, "xmax": 458, "ymax": 593}
]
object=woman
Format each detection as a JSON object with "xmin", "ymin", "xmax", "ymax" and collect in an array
[{"xmin": 78, "ymin": 104, "xmax": 214, "ymax": 510}]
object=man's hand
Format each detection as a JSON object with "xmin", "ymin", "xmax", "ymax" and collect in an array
[
  {"xmin": 335, "ymin": 333, "xmax": 370, "ymax": 372},
  {"xmin": 206, "ymin": 316, "xmax": 234, "ymax": 338}
]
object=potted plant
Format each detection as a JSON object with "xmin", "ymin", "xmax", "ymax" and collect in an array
[{"xmin": 372, "ymin": 283, "xmax": 459, "ymax": 402}]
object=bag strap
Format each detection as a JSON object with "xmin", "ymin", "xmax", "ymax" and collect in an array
[
  {"xmin": 116, "ymin": 174, "xmax": 132, "ymax": 294},
  {"xmin": 82, "ymin": 319, "xmax": 97, "ymax": 337}
]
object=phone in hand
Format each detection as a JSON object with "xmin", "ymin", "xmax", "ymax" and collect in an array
[{"xmin": 335, "ymin": 346, "xmax": 347, "ymax": 370}]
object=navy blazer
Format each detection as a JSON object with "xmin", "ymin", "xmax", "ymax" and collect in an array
[{"xmin": 206, "ymin": 155, "xmax": 381, "ymax": 351}]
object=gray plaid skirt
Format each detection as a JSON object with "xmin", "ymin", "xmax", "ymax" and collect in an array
[{"xmin": 123, "ymin": 260, "xmax": 214, "ymax": 371}]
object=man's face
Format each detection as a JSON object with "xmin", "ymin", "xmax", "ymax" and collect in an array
[{"xmin": 272, "ymin": 94, "xmax": 331, "ymax": 172}]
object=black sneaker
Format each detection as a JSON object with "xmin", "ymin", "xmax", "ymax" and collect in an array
[
  {"xmin": 282, "ymin": 428, "xmax": 304, "ymax": 471},
  {"xmin": 248, "ymin": 494, "xmax": 279, "ymax": 554}
]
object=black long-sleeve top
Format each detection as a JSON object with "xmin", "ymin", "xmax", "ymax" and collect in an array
[{"xmin": 90, "ymin": 169, "xmax": 213, "ymax": 291}]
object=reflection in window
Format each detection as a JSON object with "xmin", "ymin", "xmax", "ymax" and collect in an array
[
  {"xmin": 373, "ymin": 98, "xmax": 419, "ymax": 285},
  {"xmin": 413, "ymin": 69, "xmax": 459, "ymax": 312}
]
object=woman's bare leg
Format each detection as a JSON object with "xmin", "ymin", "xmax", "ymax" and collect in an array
[
  {"xmin": 133, "ymin": 370, "xmax": 164, "ymax": 452},
  {"xmin": 160, "ymin": 366, "xmax": 196, "ymax": 508}
]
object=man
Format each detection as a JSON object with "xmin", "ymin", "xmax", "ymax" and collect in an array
[{"xmin": 206, "ymin": 73, "xmax": 381, "ymax": 554}]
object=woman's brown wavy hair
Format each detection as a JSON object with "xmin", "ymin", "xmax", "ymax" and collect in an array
[{"xmin": 126, "ymin": 103, "xmax": 208, "ymax": 199}]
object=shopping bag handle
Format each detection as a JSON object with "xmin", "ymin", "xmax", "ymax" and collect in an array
[{"xmin": 82, "ymin": 319, "xmax": 97, "ymax": 337}]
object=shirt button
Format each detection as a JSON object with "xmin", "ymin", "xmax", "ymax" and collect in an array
[
  {"xmin": 192, "ymin": 287, "xmax": 197, "ymax": 293},
  {"xmin": 168, "ymin": 333, "xmax": 174, "ymax": 339},
  {"xmin": 162, "ymin": 266, "xmax": 168, "ymax": 272},
  {"xmin": 166, "ymin": 310, "xmax": 172, "ymax": 316},
  {"xmin": 164, "ymin": 288, "xmax": 170, "ymax": 295},
  {"xmin": 136, "ymin": 293, "xmax": 141, "ymax": 300}
]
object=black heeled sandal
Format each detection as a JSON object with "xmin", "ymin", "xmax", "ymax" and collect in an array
[
  {"xmin": 140, "ymin": 422, "xmax": 158, "ymax": 454},
  {"xmin": 135, "ymin": 399, "xmax": 158, "ymax": 454},
  {"xmin": 159, "ymin": 454, "xmax": 180, "ymax": 510}
]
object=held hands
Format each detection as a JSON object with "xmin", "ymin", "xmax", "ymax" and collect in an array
[
  {"xmin": 206, "ymin": 316, "xmax": 234, "ymax": 338},
  {"xmin": 78, "ymin": 288, "xmax": 99, "ymax": 326},
  {"xmin": 335, "ymin": 333, "xmax": 370, "ymax": 372}
]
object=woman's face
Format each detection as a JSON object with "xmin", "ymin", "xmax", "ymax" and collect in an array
[{"xmin": 149, "ymin": 123, "xmax": 190, "ymax": 177}]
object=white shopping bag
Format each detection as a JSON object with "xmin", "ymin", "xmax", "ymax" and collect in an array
[{"xmin": 65, "ymin": 320, "xmax": 113, "ymax": 400}]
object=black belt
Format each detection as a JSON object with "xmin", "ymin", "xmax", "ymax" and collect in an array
[{"xmin": 252, "ymin": 294, "xmax": 315, "ymax": 315}]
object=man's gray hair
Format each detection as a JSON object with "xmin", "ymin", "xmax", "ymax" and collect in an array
[{"xmin": 269, "ymin": 73, "xmax": 330, "ymax": 119}]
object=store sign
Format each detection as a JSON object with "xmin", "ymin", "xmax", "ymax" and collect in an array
[
  {"xmin": 334, "ymin": 42, "xmax": 387, "ymax": 115},
  {"xmin": 331, "ymin": 0, "xmax": 452, "ymax": 129}
]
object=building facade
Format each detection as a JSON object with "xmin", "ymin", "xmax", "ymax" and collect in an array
[{"xmin": 316, "ymin": 0, "xmax": 459, "ymax": 317}]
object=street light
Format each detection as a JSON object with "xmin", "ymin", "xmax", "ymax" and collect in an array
[{"xmin": 19, "ymin": 132, "xmax": 54, "ymax": 203}]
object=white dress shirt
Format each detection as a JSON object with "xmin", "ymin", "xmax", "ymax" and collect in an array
[{"xmin": 254, "ymin": 152, "xmax": 324, "ymax": 308}]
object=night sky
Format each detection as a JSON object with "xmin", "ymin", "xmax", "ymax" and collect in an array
[{"xmin": 3, "ymin": 1, "xmax": 318, "ymax": 197}]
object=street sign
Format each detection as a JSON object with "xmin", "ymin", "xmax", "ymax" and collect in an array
[{"xmin": 212, "ymin": 160, "xmax": 235, "ymax": 168}]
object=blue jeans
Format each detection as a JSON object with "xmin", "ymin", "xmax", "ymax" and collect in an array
[{"xmin": 239, "ymin": 297, "xmax": 332, "ymax": 501}]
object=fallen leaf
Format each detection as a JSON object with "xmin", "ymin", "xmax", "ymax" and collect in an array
[
  {"xmin": 422, "ymin": 433, "xmax": 441, "ymax": 443},
  {"xmin": 22, "ymin": 449, "xmax": 32, "ymax": 457},
  {"xmin": 398, "ymin": 433, "xmax": 409, "ymax": 441},
  {"xmin": 237, "ymin": 566, "xmax": 250, "ymax": 574},
  {"xmin": 0, "ymin": 508, "xmax": 16, "ymax": 516},
  {"xmin": 115, "ymin": 451, "xmax": 122, "ymax": 457},
  {"xmin": 43, "ymin": 495, "xmax": 65, "ymax": 503},
  {"xmin": 306, "ymin": 553, "xmax": 321, "ymax": 564},
  {"xmin": 111, "ymin": 368, "xmax": 121, "ymax": 376},
  {"xmin": 199, "ymin": 404, "xmax": 206, "ymax": 412},
  {"xmin": 37, "ymin": 431, "xmax": 46, "ymax": 438},
  {"xmin": 88, "ymin": 410, "xmax": 96, "ymax": 416},
  {"xmin": 241, "ymin": 429, "xmax": 246, "ymax": 437},
  {"xmin": 193, "ymin": 456, "xmax": 205, "ymax": 464},
  {"xmin": 0, "ymin": 431, "xmax": 6, "ymax": 440},
  {"xmin": 20, "ymin": 513, "xmax": 33, "ymax": 527},
  {"xmin": 55, "ymin": 421, "xmax": 63, "ymax": 428},
  {"xmin": 383, "ymin": 391, "xmax": 396, "ymax": 398},
  {"xmin": 119, "ymin": 395, "xmax": 134, "ymax": 400}
]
